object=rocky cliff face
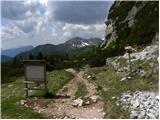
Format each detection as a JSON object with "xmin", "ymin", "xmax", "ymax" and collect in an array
[{"xmin": 103, "ymin": 1, "xmax": 158, "ymax": 49}]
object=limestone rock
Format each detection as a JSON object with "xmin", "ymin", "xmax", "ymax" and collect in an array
[
  {"xmin": 90, "ymin": 95, "xmax": 99, "ymax": 103},
  {"xmin": 72, "ymin": 98, "xmax": 83, "ymax": 107},
  {"xmin": 119, "ymin": 91, "xmax": 159, "ymax": 119},
  {"xmin": 20, "ymin": 100, "xmax": 27, "ymax": 105}
]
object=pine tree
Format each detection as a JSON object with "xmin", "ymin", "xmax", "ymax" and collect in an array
[
  {"xmin": 37, "ymin": 52, "xmax": 43, "ymax": 59},
  {"xmin": 29, "ymin": 54, "xmax": 34, "ymax": 59}
]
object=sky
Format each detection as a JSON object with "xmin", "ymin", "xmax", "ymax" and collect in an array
[{"xmin": 1, "ymin": 0, "xmax": 113, "ymax": 50}]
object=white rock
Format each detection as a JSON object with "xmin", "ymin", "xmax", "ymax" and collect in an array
[
  {"xmin": 127, "ymin": 76, "xmax": 131, "ymax": 79},
  {"xmin": 139, "ymin": 70, "xmax": 146, "ymax": 77},
  {"xmin": 120, "ymin": 77, "xmax": 127, "ymax": 81},
  {"xmin": 123, "ymin": 94, "xmax": 132, "ymax": 99},
  {"xmin": 20, "ymin": 100, "xmax": 27, "ymax": 105},
  {"xmin": 85, "ymin": 101, "xmax": 90, "ymax": 105},
  {"xmin": 138, "ymin": 111, "xmax": 146, "ymax": 119},
  {"xmin": 120, "ymin": 91, "xmax": 159, "ymax": 119},
  {"xmin": 130, "ymin": 111, "xmax": 139, "ymax": 119},
  {"xmin": 90, "ymin": 95, "xmax": 99, "ymax": 103},
  {"xmin": 87, "ymin": 75, "xmax": 91, "ymax": 79},
  {"xmin": 133, "ymin": 100, "xmax": 140, "ymax": 108},
  {"xmin": 72, "ymin": 98, "xmax": 83, "ymax": 107},
  {"xmin": 155, "ymin": 95, "xmax": 159, "ymax": 100},
  {"xmin": 112, "ymin": 96, "xmax": 116, "ymax": 99},
  {"xmin": 143, "ymin": 101, "xmax": 149, "ymax": 107},
  {"xmin": 147, "ymin": 113, "xmax": 156, "ymax": 119}
]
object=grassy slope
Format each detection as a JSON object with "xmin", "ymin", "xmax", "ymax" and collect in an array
[
  {"xmin": 85, "ymin": 58, "xmax": 158, "ymax": 118},
  {"xmin": 1, "ymin": 70, "xmax": 74, "ymax": 119}
]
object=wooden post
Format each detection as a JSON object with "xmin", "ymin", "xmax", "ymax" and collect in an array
[
  {"xmin": 125, "ymin": 46, "xmax": 133, "ymax": 75},
  {"xmin": 45, "ymin": 82, "xmax": 47, "ymax": 95},
  {"xmin": 128, "ymin": 52, "xmax": 132, "ymax": 74},
  {"xmin": 25, "ymin": 82, "xmax": 28, "ymax": 97}
]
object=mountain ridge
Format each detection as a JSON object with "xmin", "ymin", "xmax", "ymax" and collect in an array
[
  {"xmin": 2, "ymin": 46, "xmax": 34, "ymax": 57},
  {"xmin": 1, "ymin": 55, "xmax": 12, "ymax": 62},
  {"xmin": 16, "ymin": 37, "xmax": 103, "ymax": 58}
]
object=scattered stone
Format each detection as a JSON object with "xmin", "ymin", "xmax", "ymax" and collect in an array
[
  {"xmin": 85, "ymin": 101, "xmax": 90, "ymax": 105},
  {"xmin": 38, "ymin": 109, "xmax": 43, "ymax": 113},
  {"xmin": 139, "ymin": 69, "xmax": 146, "ymax": 77},
  {"xmin": 127, "ymin": 76, "xmax": 131, "ymax": 80},
  {"xmin": 155, "ymin": 95, "xmax": 159, "ymax": 100},
  {"xmin": 20, "ymin": 100, "xmax": 27, "ymax": 105},
  {"xmin": 120, "ymin": 76, "xmax": 131, "ymax": 81},
  {"xmin": 119, "ymin": 91, "xmax": 159, "ymax": 119},
  {"xmin": 121, "ymin": 77, "xmax": 127, "ymax": 81},
  {"xmin": 87, "ymin": 75, "xmax": 91, "ymax": 79},
  {"xmin": 72, "ymin": 98, "xmax": 83, "ymax": 107},
  {"xmin": 90, "ymin": 95, "xmax": 99, "ymax": 103},
  {"xmin": 24, "ymin": 104, "xmax": 29, "ymax": 108},
  {"xmin": 130, "ymin": 111, "xmax": 139, "ymax": 119},
  {"xmin": 133, "ymin": 99, "xmax": 140, "ymax": 108},
  {"xmin": 70, "ymin": 115, "xmax": 76, "ymax": 119},
  {"xmin": 116, "ymin": 103, "xmax": 119, "ymax": 106},
  {"xmin": 122, "ymin": 44, "xmax": 158, "ymax": 61},
  {"xmin": 112, "ymin": 96, "xmax": 116, "ymax": 99}
]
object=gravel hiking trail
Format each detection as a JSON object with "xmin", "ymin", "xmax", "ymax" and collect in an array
[{"xmin": 26, "ymin": 69, "xmax": 105, "ymax": 119}]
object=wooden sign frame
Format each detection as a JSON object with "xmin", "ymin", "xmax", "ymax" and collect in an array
[{"xmin": 21, "ymin": 60, "xmax": 48, "ymax": 97}]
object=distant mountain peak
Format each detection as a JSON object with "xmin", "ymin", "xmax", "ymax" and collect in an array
[
  {"xmin": 65, "ymin": 37, "xmax": 103, "ymax": 48},
  {"xmin": 2, "ymin": 46, "xmax": 34, "ymax": 57}
]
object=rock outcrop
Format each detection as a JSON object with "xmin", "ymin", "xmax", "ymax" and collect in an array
[{"xmin": 102, "ymin": 1, "xmax": 159, "ymax": 50}]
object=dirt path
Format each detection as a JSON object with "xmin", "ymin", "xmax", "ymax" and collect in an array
[{"xmin": 24, "ymin": 69, "xmax": 105, "ymax": 119}]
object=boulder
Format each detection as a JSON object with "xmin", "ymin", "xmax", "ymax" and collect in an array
[{"xmin": 72, "ymin": 98, "xmax": 83, "ymax": 107}]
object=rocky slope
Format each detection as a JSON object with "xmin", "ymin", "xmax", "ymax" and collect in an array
[{"xmin": 102, "ymin": 1, "xmax": 158, "ymax": 50}]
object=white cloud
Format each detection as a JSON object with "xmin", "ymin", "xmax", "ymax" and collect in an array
[
  {"xmin": 25, "ymin": 10, "xmax": 32, "ymax": 17},
  {"xmin": 1, "ymin": 1, "xmax": 110, "ymax": 49},
  {"xmin": 52, "ymin": 29, "xmax": 57, "ymax": 37},
  {"xmin": 62, "ymin": 31, "xmax": 72, "ymax": 40},
  {"xmin": 62, "ymin": 23, "xmax": 106, "ymax": 39},
  {"xmin": 1, "ymin": 25, "xmax": 27, "ymax": 41}
]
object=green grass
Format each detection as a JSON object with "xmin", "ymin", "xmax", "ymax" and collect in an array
[
  {"xmin": 86, "ymin": 59, "xmax": 158, "ymax": 119},
  {"xmin": 75, "ymin": 81, "xmax": 88, "ymax": 98},
  {"xmin": 1, "ymin": 70, "xmax": 74, "ymax": 119},
  {"xmin": 47, "ymin": 70, "xmax": 74, "ymax": 94},
  {"xmin": 1, "ymin": 97, "xmax": 45, "ymax": 119}
]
